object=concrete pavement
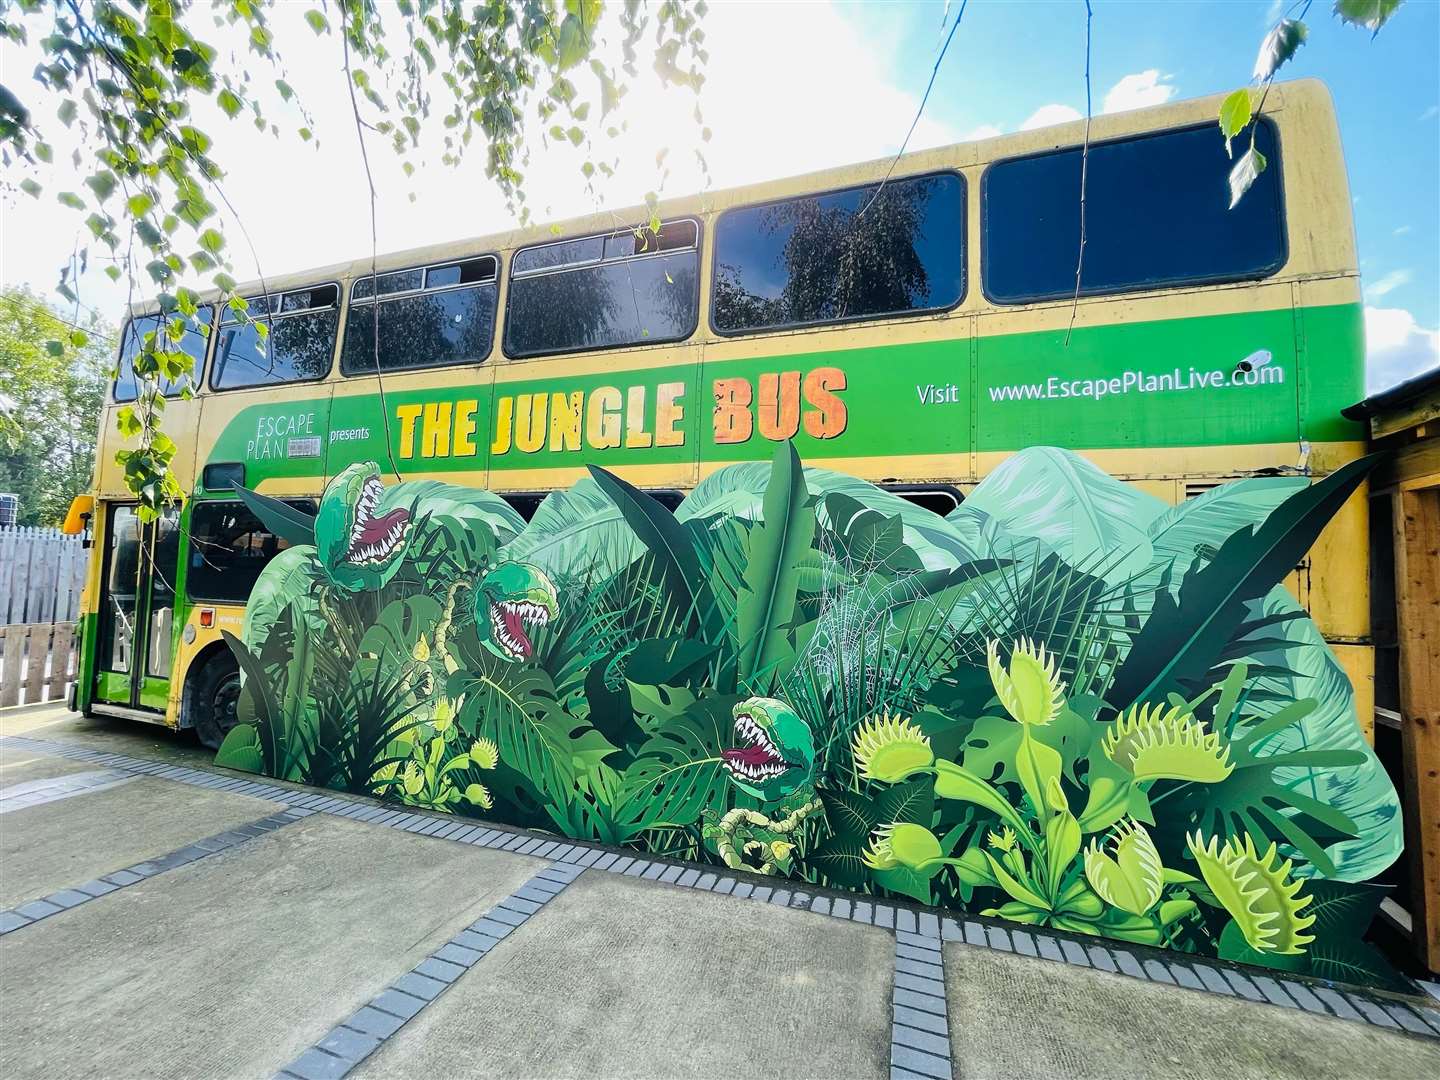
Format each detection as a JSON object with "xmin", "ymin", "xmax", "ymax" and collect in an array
[{"xmin": 1, "ymin": 705, "xmax": 1438, "ymax": 1080}]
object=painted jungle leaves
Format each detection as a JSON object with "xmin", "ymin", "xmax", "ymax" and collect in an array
[
  {"xmin": 217, "ymin": 443, "xmax": 1404, "ymax": 987},
  {"xmin": 1106, "ymin": 453, "xmax": 1384, "ymax": 710},
  {"xmin": 735, "ymin": 442, "xmax": 814, "ymax": 692}
]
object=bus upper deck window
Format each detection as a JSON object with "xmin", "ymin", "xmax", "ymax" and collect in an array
[
  {"xmin": 210, "ymin": 284, "xmax": 339, "ymax": 390},
  {"xmin": 982, "ymin": 120, "xmax": 1286, "ymax": 303},
  {"xmin": 711, "ymin": 172, "xmax": 964, "ymax": 335},
  {"xmin": 503, "ymin": 220, "xmax": 701, "ymax": 359},
  {"xmin": 341, "ymin": 255, "xmax": 500, "ymax": 376},
  {"xmin": 113, "ymin": 307, "xmax": 213, "ymax": 403}
]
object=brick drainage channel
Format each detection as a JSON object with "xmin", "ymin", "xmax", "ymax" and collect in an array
[{"xmin": 3, "ymin": 733, "xmax": 1438, "ymax": 1080}]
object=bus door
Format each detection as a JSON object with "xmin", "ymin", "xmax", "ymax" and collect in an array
[{"xmin": 93, "ymin": 504, "xmax": 181, "ymax": 714}]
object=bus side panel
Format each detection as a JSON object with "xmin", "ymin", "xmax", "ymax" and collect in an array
[
  {"xmin": 93, "ymin": 394, "xmax": 204, "ymax": 497},
  {"xmin": 326, "ymin": 365, "xmax": 493, "ymax": 488},
  {"xmin": 197, "ymin": 385, "xmax": 335, "ymax": 497},
  {"xmin": 974, "ymin": 295, "xmax": 1303, "ymax": 460},
  {"xmin": 698, "ymin": 323, "xmax": 973, "ymax": 483},
  {"xmin": 486, "ymin": 343, "xmax": 704, "ymax": 492}
]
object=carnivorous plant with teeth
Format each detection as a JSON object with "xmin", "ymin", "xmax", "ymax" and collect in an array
[{"xmin": 704, "ymin": 697, "xmax": 823, "ymax": 875}]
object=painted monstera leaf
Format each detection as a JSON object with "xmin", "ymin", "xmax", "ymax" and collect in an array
[
  {"xmin": 951, "ymin": 447, "xmax": 1163, "ymax": 586},
  {"xmin": 1237, "ymin": 590, "xmax": 1403, "ymax": 881},
  {"xmin": 676, "ymin": 458, "xmax": 978, "ymax": 569},
  {"xmin": 502, "ymin": 476, "xmax": 643, "ymax": 580}
]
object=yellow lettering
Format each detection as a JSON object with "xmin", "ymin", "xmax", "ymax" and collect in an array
[
  {"xmin": 587, "ymin": 386, "xmax": 623, "ymax": 449},
  {"xmin": 421, "ymin": 401, "xmax": 452, "ymax": 458},
  {"xmin": 625, "ymin": 385, "xmax": 652, "ymax": 448},
  {"xmin": 549, "ymin": 391, "xmax": 584, "ymax": 452},
  {"xmin": 395, "ymin": 404, "xmax": 422, "ymax": 459},
  {"xmin": 515, "ymin": 393, "xmax": 547, "ymax": 453},
  {"xmin": 490, "ymin": 397, "xmax": 513, "ymax": 455},
  {"xmin": 654, "ymin": 382, "xmax": 685, "ymax": 447},
  {"xmin": 453, "ymin": 399, "xmax": 479, "ymax": 457}
]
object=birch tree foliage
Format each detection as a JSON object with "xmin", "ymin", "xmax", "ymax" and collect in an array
[{"xmin": 0, "ymin": 0, "xmax": 709, "ymax": 519}]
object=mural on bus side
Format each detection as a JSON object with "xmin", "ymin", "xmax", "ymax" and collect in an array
[{"xmin": 216, "ymin": 444, "xmax": 1405, "ymax": 987}]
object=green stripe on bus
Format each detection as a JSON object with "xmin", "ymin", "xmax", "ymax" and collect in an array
[{"xmin": 203, "ymin": 302, "xmax": 1364, "ymax": 484}]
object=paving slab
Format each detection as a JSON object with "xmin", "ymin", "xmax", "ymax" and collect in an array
[
  {"xmin": 0, "ymin": 777, "xmax": 285, "ymax": 907},
  {"xmin": 355, "ymin": 870, "xmax": 894, "ymax": 1080},
  {"xmin": 0, "ymin": 814, "xmax": 541, "ymax": 1080},
  {"xmin": 0, "ymin": 745, "xmax": 105, "ymax": 788},
  {"xmin": 943, "ymin": 943, "xmax": 1440, "ymax": 1080}
]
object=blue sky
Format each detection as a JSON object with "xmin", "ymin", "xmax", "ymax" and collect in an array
[
  {"xmin": 850, "ymin": 0, "xmax": 1439, "ymax": 391},
  {"xmin": 2, "ymin": 0, "xmax": 1436, "ymax": 391}
]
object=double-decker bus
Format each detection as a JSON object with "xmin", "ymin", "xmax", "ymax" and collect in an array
[{"xmin": 65, "ymin": 78, "xmax": 1371, "ymax": 750}]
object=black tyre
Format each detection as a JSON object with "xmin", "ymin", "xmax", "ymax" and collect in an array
[{"xmin": 190, "ymin": 655, "xmax": 241, "ymax": 750}]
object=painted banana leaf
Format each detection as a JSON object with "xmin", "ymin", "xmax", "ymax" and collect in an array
[
  {"xmin": 1146, "ymin": 476, "xmax": 1309, "ymax": 577},
  {"xmin": 501, "ymin": 476, "xmax": 643, "ymax": 580},
  {"xmin": 381, "ymin": 480, "xmax": 525, "ymax": 546},
  {"xmin": 735, "ymin": 443, "xmax": 815, "ymax": 691},
  {"xmin": 230, "ymin": 482, "xmax": 317, "ymax": 546},
  {"xmin": 1240, "ymin": 590, "xmax": 1403, "ymax": 881},
  {"xmin": 949, "ymin": 447, "xmax": 1162, "ymax": 586},
  {"xmin": 241, "ymin": 545, "xmax": 322, "ymax": 648},
  {"xmin": 1106, "ymin": 454, "xmax": 1384, "ymax": 709},
  {"xmin": 678, "ymin": 461, "xmax": 979, "ymax": 568}
]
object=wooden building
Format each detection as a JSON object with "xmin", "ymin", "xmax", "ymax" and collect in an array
[{"xmin": 1345, "ymin": 369, "xmax": 1440, "ymax": 973}]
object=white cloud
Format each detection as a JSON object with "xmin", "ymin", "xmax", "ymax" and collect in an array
[
  {"xmin": 1019, "ymin": 104, "xmax": 1083, "ymax": 132},
  {"xmin": 1421, "ymin": 105, "xmax": 1439, "ymax": 122},
  {"xmin": 963, "ymin": 124, "xmax": 1004, "ymax": 141},
  {"xmin": 1394, "ymin": 225, "xmax": 1412, "ymax": 236},
  {"xmin": 1102, "ymin": 70, "xmax": 1176, "ymax": 115},
  {"xmin": 1364, "ymin": 269, "xmax": 1413, "ymax": 301},
  {"xmin": 1366, "ymin": 306, "xmax": 1440, "ymax": 393},
  {"xmin": 0, "ymin": 2, "xmax": 956, "ymax": 324}
]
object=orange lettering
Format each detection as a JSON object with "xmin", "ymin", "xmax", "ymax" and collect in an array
[
  {"xmin": 802, "ymin": 367, "xmax": 848, "ymax": 439},
  {"xmin": 757, "ymin": 371, "xmax": 801, "ymax": 441},
  {"xmin": 712, "ymin": 377, "xmax": 753, "ymax": 444}
]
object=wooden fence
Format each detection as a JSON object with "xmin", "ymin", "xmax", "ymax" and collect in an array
[
  {"xmin": 0, "ymin": 526, "xmax": 87, "ymax": 625},
  {"xmin": 0, "ymin": 622, "xmax": 78, "ymax": 707},
  {"xmin": 1, "ymin": 526, "xmax": 87, "ymax": 707}
]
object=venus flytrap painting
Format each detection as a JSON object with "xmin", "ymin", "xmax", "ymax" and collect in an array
[{"xmin": 216, "ymin": 441, "xmax": 1404, "ymax": 987}]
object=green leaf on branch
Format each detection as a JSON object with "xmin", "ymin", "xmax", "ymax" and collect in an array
[
  {"xmin": 1333, "ymin": 0, "xmax": 1403, "ymax": 36},
  {"xmin": 1228, "ymin": 145, "xmax": 1267, "ymax": 209},
  {"xmin": 304, "ymin": 10, "xmax": 329, "ymax": 35},
  {"xmin": 57, "ymin": 99, "xmax": 76, "ymax": 127},
  {"xmin": 20, "ymin": 178, "xmax": 40, "ymax": 198},
  {"xmin": 57, "ymin": 191, "xmax": 84, "ymax": 210},
  {"xmin": 1253, "ymin": 19, "xmax": 1308, "ymax": 81},
  {"xmin": 1218, "ymin": 88, "xmax": 1254, "ymax": 157},
  {"xmin": 199, "ymin": 228, "xmax": 224, "ymax": 254},
  {"xmin": 217, "ymin": 89, "xmax": 243, "ymax": 118}
]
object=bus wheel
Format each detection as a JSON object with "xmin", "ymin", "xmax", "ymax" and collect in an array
[{"xmin": 191, "ymin": 656, "xmax": 241, "ymax": 751}]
